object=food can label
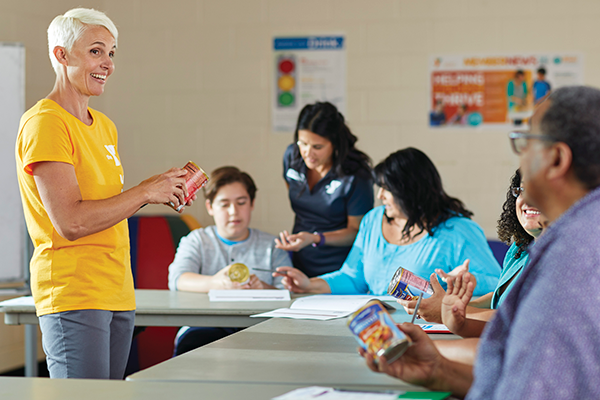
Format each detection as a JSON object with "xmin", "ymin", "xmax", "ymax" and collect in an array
[
  {"xmin": 387, "ymin": 267, "xmax": 434, "ymax": 300},
  {"xmin": 347, "ymin": 301, "xmax": 410, "ymax": 363},
  {"xmin": 170, "ymin": 161, "xmax": 209, "ymax": 211}
]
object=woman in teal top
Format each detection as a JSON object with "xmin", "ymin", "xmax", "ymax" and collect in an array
[
  {"xmin": 491, "ymin": 242, "xmax": 529, "ymax": 308},
  {"xmin": 489, "ymin": 169, "xmax": 542, "ymax": 308},
  {"xmin": 274, "ymin": 148, "xmax": 501, "ymax": 296}
]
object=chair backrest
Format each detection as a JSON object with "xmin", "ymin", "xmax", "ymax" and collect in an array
[
  {"xmin": 487, "ymin": 240, "xmax": 510, "ymax": 269},
  {"xmin": 126, "ymin": 214, "xmax": 201, "ymax": 372}
]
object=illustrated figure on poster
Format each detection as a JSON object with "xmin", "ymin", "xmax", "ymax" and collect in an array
[
  {"xmin": 507, "ymin": 70, "xmax": 529, "ymax": 125},
  {"xmin": 429, "ymin": 99, "xmax": 446, "ymax": 126},
  {"xmin": 448, "ymin": 104, "xmax": 469, "ymax": 125},
  {"xmin": 532, "ymin": 67, "xmax": 551, "ymax": 104}
]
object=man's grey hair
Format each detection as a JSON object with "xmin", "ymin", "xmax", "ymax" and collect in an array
[
  {"xmin": 47, "ymin": 8, "xmax": 118, "ymax": 74},
  {"xmin": 542, "ymin": 86, "xmax": 600, "ymax": 189}
]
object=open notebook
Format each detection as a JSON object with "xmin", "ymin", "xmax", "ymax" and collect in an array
[{"xmin": 251, "ymin": 295, "xmax": 396, "ymax": 321}]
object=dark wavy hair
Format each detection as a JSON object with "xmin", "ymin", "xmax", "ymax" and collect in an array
[
  {"xmin": 291, "ymin": 102, "xmax": 372, "ymax": 176},
  {"xmin": 496, "ymin": 169, "xmax": 534, "ymax": 259},
  {"xmin": 375, "ymin": 148, "xmax": 473, "ymax": 240}
]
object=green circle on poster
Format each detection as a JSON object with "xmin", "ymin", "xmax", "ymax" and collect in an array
[{"xmin": 279, "ymin": 92, "xmax": 294, "ymax": 106}]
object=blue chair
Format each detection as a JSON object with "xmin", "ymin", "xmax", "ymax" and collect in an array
[{"xmin": 487, "ymin": 240, "xmax": 509, "ymax": 269}]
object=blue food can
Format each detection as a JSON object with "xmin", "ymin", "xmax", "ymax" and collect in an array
[{"xmin": 347, "ymin": 300, "xmax": 411, "ymax": 363}]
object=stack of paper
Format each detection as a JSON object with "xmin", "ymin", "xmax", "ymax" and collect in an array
[
  {"xmin": 208, "ymin": 289, "xmax": 291, "ymax": 302},
  {"xmin": 251, "ymin": 295, "xmax": 395, "ymax": 321}
]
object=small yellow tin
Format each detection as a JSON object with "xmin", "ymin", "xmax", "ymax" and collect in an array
[{"xmin": 228, "ymin": 263, "xmax": 250, "ymax": 284}]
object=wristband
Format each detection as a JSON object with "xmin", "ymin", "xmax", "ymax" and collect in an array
[{"xmin": 312, "ymin": 232, "xmax": 326, "ymax": 247}]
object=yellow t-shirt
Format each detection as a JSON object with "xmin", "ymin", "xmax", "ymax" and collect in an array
[{"xmin": 15, "ymin": 99, "xmax": 135, "ymax": 316}]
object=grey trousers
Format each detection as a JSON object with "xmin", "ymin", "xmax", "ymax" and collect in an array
[{"xmin": 39, "ymin": 309, "xmax": 135, "ymax": 379}]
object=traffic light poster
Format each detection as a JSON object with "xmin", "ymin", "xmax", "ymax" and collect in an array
[
  {"xmin": 429, "ymin": 53, "xmax": 583, "ymax": 129},
  {"xmin": 272, "ymin": 36, "xmax": 346, "ymax": 132}
]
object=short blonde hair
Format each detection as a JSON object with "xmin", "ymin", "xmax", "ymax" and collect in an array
[{"xmin": 47, "ymin": 8, "xmax": 118, "ymax": 74}]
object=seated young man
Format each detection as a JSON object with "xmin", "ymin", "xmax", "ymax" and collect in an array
[{"xmin": 168, "ymin": 166, "xmax": 291, "ymax": 355}]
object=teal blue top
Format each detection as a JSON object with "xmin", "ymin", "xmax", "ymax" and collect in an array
[
  {"xmin": 320, "ymin": 206, "xmax": 501, "ymax": 296},
  {"xmin": 491, "ymin": 242, "xmax": 530, "ymax": 309}
]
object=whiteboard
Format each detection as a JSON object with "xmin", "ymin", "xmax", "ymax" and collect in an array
[{"xmin": 0, "ymin": 43, "xmax": 26, "ymax": 284}]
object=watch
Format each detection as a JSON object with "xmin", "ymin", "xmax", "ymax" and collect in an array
[{"xmin": 312, "ymin": 232, "xmax": 326, "ymax": 247}]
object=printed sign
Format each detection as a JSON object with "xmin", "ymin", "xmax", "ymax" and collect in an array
[
  {"xmin": 429, "ymin": 53, "xmax": 584, "ymax": 128},
  {"xmin": 272, "ymin": 36, "xmax": 346, "ymax": 132}
]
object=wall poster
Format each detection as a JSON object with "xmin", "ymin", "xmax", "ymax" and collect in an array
[
  {"xmin": 429, "ymin": 53, "xmax": 583, "ymax": 128},
  {"xmin": 272, "ymin": 35, "xmax": 346, "ymax": 133}
]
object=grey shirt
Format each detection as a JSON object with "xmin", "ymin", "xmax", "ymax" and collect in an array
[{"xmin": 168, "ymin": 226, "xmax": 290, "ymax": 290}]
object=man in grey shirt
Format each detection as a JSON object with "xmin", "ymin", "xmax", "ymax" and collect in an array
[
  {"xmin": 168, "ymin": 166, "xmax": 291, "ymax": 355},
  {"xmin": 359, "ymin": 86, "xmax": 600, "ymax": 399}
]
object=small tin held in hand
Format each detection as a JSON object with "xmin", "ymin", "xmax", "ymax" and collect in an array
[
  {"xmin": 347, "ymin": 300, "xmax": 411, "ymax": 363},
  {"xmin": 387, "ymin": 266, "xmax": 434, "ymax": 301},
  {"xmin": 169, "ymin": 161, "xmax": 209, "ymax": 211},
  {"xmin": 228, "ymin": 263, "xmax": 250, "ymax": 285}
]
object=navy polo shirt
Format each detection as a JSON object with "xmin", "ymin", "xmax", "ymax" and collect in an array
[{"xmin": 283, "ymin": 144, "xmax": 374, "ymax": 277}]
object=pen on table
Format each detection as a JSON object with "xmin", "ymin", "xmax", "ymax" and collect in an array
[
  {"xmin": 253, "ymin": 268, "xmax": 287, "ymax": 275},
  {"xmin": 410, "ymin": 293, "xmax": 423, "ymax": 324}
]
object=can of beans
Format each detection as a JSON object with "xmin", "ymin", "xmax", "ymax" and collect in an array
[
  {"xmin": 228, "ymin": 263, "xmax": 250, "ymax": 284},
  {"xmin": 347, "ymin": 300, "xmax": 411, "ymax": 363},
  {"xmin": 387, "ymin": 266, "xmax": 434, "ymax": 301},
  {"xmin": 169, "ymin": 161, "xmax": 209, "ymax": 211}
]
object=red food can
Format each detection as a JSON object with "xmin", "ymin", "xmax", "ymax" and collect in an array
[
  {"xmin": 169, "ymin": 161, "xmax": 209, "ymax": 211},
  {"xmin": 387, "ymin": 266, "xmax": 434, "ymax": 301}
]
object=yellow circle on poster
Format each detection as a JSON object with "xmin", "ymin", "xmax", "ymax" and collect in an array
[{"xmin": 278, "ymin": 75, "xmax": 296, "ymax": 91}]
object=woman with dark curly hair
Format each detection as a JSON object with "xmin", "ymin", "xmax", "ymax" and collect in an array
[
  {"xmin": 490, "ymin": 169, "xmax": 541, "ymax": 308},
  {"xmin": 273, "ymin": 148, "xmax": 501, "ymax": 296}
]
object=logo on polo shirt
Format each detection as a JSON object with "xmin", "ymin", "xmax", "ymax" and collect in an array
[
  {"xmin": 104, "ymin": 145, "xmax": 121, "ymax": 167},
  {"xmin": 286, "ymin": 169, "xmax": 305, "ymax": 182},
  {"xmin": 325, "ymin": 180, "xmax": 341, "ymax": 194}
]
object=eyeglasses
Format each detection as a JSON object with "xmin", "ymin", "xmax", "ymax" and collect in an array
[
  {"xmin": 511, "ymin": 187, "xmax": 524, "ymax": 198},
  {"xmin": 508, "ymin": 131, "xmax": 559, "ymax": 154}
]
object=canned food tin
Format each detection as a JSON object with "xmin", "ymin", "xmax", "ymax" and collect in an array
[
  {"xmin": 347, "ymin": 300, "xmax": 411, "ymax": 363},
  {"xmin": 169, "ymin": 161, "xmax": 209, "ymax": 212},
  {"xmin": 228, "ymin": 263, "xmax": 250, "ymax": 284},
  {"xmin": 387, "ymin": 266, "xmax": 434, "ymax": 301}
]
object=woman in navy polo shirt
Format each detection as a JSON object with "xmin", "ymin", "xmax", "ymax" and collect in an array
[{"xmin": 276, "ymin": 102, "xmax": 374, "ymax": 277}]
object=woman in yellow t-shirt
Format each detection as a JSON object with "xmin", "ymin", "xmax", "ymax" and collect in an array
[{"xmin": 15, "ymin": 8, "xmax": 193, "ymax": 379}]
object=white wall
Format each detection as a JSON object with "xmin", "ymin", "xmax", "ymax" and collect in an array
[{"xmin": 3, "ymin": 0, "xmax": 600, "ymax": 238}]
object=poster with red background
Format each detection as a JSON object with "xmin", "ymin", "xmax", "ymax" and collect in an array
[{"xmin": 430, "ymin": 54, "xmax": 582, "ymax": 128}]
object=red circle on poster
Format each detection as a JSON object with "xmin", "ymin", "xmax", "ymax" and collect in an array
[{"xmin": 279, "ymin": 59, "xmax": 295, "ymax": 74}]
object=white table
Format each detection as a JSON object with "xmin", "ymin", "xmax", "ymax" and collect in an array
[
  {"xmin": 126, "ymin": 315, "xmax": 456, "ymax": 389},
  {"xmin": 0, "ymin": 289, "xmax": 295, "ymax": 377},
  {"xmin": 0, "ymin": 377, "xmax": 425, "ymax": 400}
]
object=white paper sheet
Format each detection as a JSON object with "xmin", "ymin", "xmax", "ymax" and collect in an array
[
  {"xmin": 251, "ymin": 295, "xmax": 396, "ymax": 320},
  {"xmin": 272, "ymin": 386, "xmax": 403, "ymax": 399},
  {"xmin": 419, "ymin": 324, "xmax": 451, "ymax": 333},
  {"xmin": 208, "ymin": 290, "xmax": 290, "ymax": 302},
  {"xmin": 0, "ymin": 296, "xmax": 34, "ymax": 307}
]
